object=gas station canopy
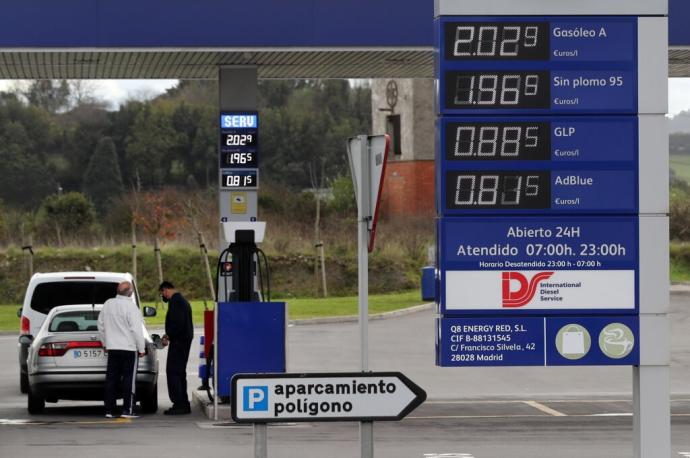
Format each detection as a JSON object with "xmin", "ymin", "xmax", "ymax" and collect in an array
[{"xmin": 0, "ymin": 0, "xmax": 689, "ymax": 78}]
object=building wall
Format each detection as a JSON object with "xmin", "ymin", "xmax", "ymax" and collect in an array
[
  {"xmin": 372, "ymin": 78, "xmax": 436, "ymax": 217},
  {"xmin": 380, "ymin": 161, "xmax": 435, "ymax": 217}
]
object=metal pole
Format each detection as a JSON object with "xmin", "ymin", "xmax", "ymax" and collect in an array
[
  {"xmin": 131, "ymin": 220, "xmax": 137, "ymax": 283},
  {"xmin": 357, "ymin": 135, "xmax": 373, "ymax": 458},
  {"xmin": 198, "ymin": 231, "xmax": 216, "ymax": 303},
  {"xmin": 213, "ymin": 303, "xmax": 218, "ymax": 421},
  {"xmin": 254, "ymin": 423, "xmax": 268, "ymax": 458},
  {"xmin": 633, "ymin": 362, "xmax": 670, "ymax": 457}
]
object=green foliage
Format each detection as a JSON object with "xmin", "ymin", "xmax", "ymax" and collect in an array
[
  {"xmin": 0, "ymin": 198, "xmax": 5, "ymax": 240},
  {"xmin": 24, "ymin": 80, "xmax": 70, "ymax": 113},
  {"xmin": 329, "ymin": 175, "xmax": 356, "ymax": 214},
  {"xmin": 0, "ymin": 144, "xmax": 56, "ymax": 209},
  {"xmin": 0, "ymin": 79, "xmax": 373, "ymax": 246},
  {"xmin": 260, "ymin": 80, "xmax": 371, "ymax": 189},
  {"xmin": 35, "ymin": 192, "xmax": 97, "ymax": 241},
  {"xmin": 83, "ymin": 137, "xmax": 124, "ymax": 214},
  {"xmin": 0, "ymin": 244, "xmax": 419, "ymax": 303},
  {"xmin": 670, "ymin": 133, "xmax": 690, "ymax": 156},
  {"xmin": 126, "ymin": 105, "xmax": 180, "ymax": 187},
  {"xmin": 671, "ymin": 183, "xmax": 690, "ymax": 241}
]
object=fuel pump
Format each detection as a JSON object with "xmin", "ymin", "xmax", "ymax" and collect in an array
[{"xmin": 203, "ymin": 222, "xmax": 284, "ymax": 409}]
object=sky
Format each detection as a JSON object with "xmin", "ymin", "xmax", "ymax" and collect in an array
[
  {"xmin": 0, "ymin": 78, "xmax": 689, "ymax": 115},
  {"xmin": 669, "ymin": 78, "xmax": 690, "ymax": 116},
  {"xmin": 0, "ymin": 79, "xmax": 178, "ymax": 109}
]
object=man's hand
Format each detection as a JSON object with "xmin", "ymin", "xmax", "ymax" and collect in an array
[
  {"xmin": 161, "ymin": 335, "xmax": 170, "ymax": 347},
  {"xmin": 138, "ymin": 352, "xmax": 146, "ymax": 357}
]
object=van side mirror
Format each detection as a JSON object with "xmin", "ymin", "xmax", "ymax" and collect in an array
[
  {"xmin": 16, "ymin": 308, "xmax": 21, "ymax": 318},
  {"xmin": 19, "ymin": 335, "xmax": 33, "ymax": 345},
  {"xmin": 143, "ymin": 306, "xmax": 157, "ymax": 317}
]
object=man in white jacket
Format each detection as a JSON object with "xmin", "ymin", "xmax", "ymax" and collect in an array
[{"xmin": 97, "ymin": 281, "xmax": 145, "ymax": 418}]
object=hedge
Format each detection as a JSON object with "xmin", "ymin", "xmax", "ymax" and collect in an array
[{"xmin": 0, "ymin": 245, "xmax": 419, "ymax": 303}]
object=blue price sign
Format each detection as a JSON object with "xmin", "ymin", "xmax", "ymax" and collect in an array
[
  {"xmin": 441, "ymin": 116, "xmax": 638, "ymax": 163},
  {"xmin": 436, "ymin": 16, "xmax": 638, "ymax": 114},
  {"xmin": 220, "ymin": 113, "xmax": 258, "ymax": 129},
  {"xmin": 437, "ymin": 317, "xmax": 546, "ymax": 366},
  {"xmin": 434, "ymin": 15, "xmax": 644, "ymax": 368},
  {"xmin": 438, "ymin": 217, "xmax": 639, "ymax": 316},
  {"xmin": 437, "ymin": 116, "xmax": 639, "ymax": 214},
  {"xmin": 545, "ymin": 316, "xmax": 639, "ymax": 366},
  {"xmin": 219, "ymin": 111, "xmax": 259, "ymax": 169},
  {"xmin": 437, "ymin": 315, "xmax": 640, "ymax": 367}
]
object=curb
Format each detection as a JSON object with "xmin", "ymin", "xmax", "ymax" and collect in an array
[
  {"xmin": 288, "ymin": 302, "xmax": 434, "ymax": 326},
  {"xmin": 0, "ymin": 302, "xmax": 435, "ymax": 336},
  {"xmin": 5, "ymin": 285, "xmax": 689, "ymax": 336}
]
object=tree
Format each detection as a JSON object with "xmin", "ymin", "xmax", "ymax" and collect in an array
[
  {"xmin": 23, "ymin": 80, "xmax": 71, "ymax": 113},
  {"xmin": 35, "ymin": 192, "xmax": 97, "ymax": 244},
  {"xmin": 107, "ymin": 100, "xmax": 146, "ymax": 187},
  {"xmin": 83, "ymin": 137, "xmax": 125, "ymax": 214},
  {"xmin": 259, "ymin": 80, "xmax": 371, "ymax": 189},
  {"xmin": 125, "ymin": 106, "xmax": 180, "ymax": 188},
  {"xmin": 0, "ymin": 143, "xmax": 56, "ymax": 209}
]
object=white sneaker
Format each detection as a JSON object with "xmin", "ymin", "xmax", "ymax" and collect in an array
[
  {"xmin": 121, "ymin": 414, "xmax": 139, "ymax": 419},
  {"xmin": 105, "ymin": 413, "xmax": 117, "ymax": 419}
]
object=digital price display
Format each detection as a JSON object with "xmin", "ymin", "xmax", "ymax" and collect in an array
[
  {"xmin": 445, "ymin": 122, "xmax": 550, "ymax": 161},
  {"xmin": 442, "ymin": 169, "xmax": 636, "ymax": 214},
  {"xmin": 444, "ymin": 23, "xmax": 550, "ymax": 60},
  {"xmin": 446, "ymin": 71, "xmax": 551, "ymax": 109},
  {"xmin": 219, "ymin": 112, "xmax": 259, "ymax": 169},
  {"xmin": 437, "ymin": 17, "xmax": 638, "ymax": 114},
  {"xmin": 221, "ymin": 151, "xmax": 257, "ymax": 168},
  {"xmin": 221, "ymin": 170, "xmax": 258, "ymax": 189},
  {"xmin": 222, "ymin": 132, "xmax": 257, "ymax": 148},
  {"xmin": 442, "ymin": 117, "xmax": 637, "ymax": 162},
  {"xmin": 446, "ymin": 171, "xmax": 550, "ymax": 209}
]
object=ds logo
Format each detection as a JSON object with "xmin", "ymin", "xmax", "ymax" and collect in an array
[
  {"xmin": 243, "ymin": 386, "xmax": 269, "ymax": 411},
  {"xmin": 502, "ymin": 271, "xmax": 554, "ymax": 308}
]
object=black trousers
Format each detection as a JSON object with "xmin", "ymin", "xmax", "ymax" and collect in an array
[
  {"xmin": 166, "ymin": 340, "xmax": 192, "ymax": 408},
  {"xmin": 105, "ymin": 350, "xmax": 138, "ymax": 415}
]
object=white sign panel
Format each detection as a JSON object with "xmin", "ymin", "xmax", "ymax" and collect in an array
[
  {"xmin": 347, "ymin": 135, "xmax": 390, "ymax": 251},
  {"xmin": 445, "ymin": 270, "xmax": 635, "ymax": 311},
  {"xmin": 232, "ymin": 372, "xmax": 426, "ymax": 423}
]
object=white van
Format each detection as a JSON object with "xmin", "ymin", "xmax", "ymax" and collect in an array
[{"xmin": 18, "ymin": 272, "xmax": 141, "ymax": 393}]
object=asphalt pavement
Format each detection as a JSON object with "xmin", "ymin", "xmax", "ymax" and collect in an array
[{"xmin": 0, "ymin": 293, "xmax": 689, "ymax": 457}]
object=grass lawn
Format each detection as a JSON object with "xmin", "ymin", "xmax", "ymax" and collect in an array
[
  {"xmin": 0, "ymin": 290, "xmax": 423, "ymax": 332},
  {"xmin": 671, "ymin": 259, "xmax": 690, "ymax": 283},
  {"xmin": 671, "ymin": 153, "xmax": 690, "ymax": 182}
]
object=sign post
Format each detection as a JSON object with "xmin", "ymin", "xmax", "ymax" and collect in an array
[
  {"xmin": 434, "ymin": 2, "xmax": 669, "ymax": 456},
  {"xmin": 347, "ymin": 134, "xmax": 390, "ymax": 458}
]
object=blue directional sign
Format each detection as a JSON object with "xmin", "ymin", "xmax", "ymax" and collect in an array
[{"xmin": 436, "ymin": 16, "xmax": 638, "ymax": 114}]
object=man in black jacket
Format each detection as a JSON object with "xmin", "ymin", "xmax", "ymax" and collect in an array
[{"xmin": 159, "ymin": 281, "xmax": 194, "ymax": 415}]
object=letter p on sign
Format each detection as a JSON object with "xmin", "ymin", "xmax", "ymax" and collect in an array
[{"xmin": 243, "ymin": 386, "xmax": 268, "ymax": 411}]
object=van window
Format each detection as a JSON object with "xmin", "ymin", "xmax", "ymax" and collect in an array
[
  {"xmin": 49, "ymin": 310, "xmax": 100, "ymax": 332},
  {"xmin": 30, "ymin": 282, "xmax": 122, "ymax": 315}
]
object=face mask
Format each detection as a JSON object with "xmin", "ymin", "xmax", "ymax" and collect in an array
[{"xmin": 161, "ymin": 294, "xmax": 169, "ymax": 303}]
